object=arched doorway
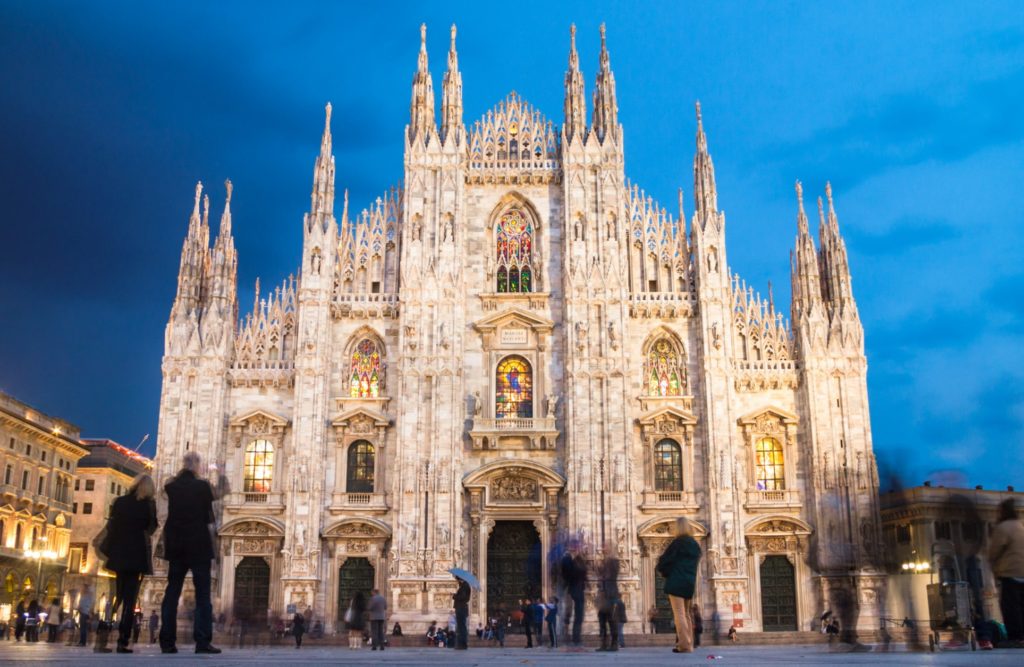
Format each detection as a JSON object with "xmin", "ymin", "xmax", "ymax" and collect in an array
[
  {"xmin": 487, "ymin": 521, "xmax": 540, "ymax": 621},
  {"xmin": 652, "ymin": 568, "xmax": 675, "ymax": 633},
  {"xmin": 337, "ymin": 557, "xmax": 374, "ymax": 628},
  {"xmin": 233, "ymin": 557, "xmax": 270, "ymax": 623},
  {"xmin": 759, "ymin": 555, "xmax": 797, "ymax": 631}
]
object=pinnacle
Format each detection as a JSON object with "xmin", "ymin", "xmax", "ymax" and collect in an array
[{"xmin": 225, "ymin": 179, "xmax": 233, "ymax": 203}]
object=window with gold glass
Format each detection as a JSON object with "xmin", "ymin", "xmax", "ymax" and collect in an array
[
  {"xmin": 495, "ymin": 355, "xmax": 533, "ymax": 419},
  {"xmin": 243, "ymin": 440, "xmax": 274, "ymax": 493},
  {"xmin": 349, "ymin": 338, "xmax": 383, "ymax": 398},
  {"xmin": 755, "ymin": 437, "xmax": 785, "ymax": 490},
  {"xmin": 654, "ymin": 439, "xmax": 683, "ymax": 491},
  {"xmin": 495, "ymin": 209, "xmax": 533, "ymax": 293},
  {"xmin": 346, "ymin": 441, "xmax": 375, "ymax": 493},
  {"xmin": 645, "ymin": 338, "xmax": 684, "ymax": 396}
]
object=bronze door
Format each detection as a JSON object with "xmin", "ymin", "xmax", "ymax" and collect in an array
[
  {"xmin": 233, "ymin": 556, "xmax": 270, "ymax": 622},
  {"xmin": 337, "ymin": 557, "xmax": 375, "ymax": 627},
  {"xmin": 487, "ymin": 521, "xmax": 541, "ymax": 619},
  {"xmin": 652, "ymin": 569, "xmax": 675, "ymax": 633},
  {"xmin": 760, "ymin": 555, "xmax": 797, "ymax": 631}
]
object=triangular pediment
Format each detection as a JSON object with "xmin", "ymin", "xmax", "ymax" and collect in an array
[
  {"xmin": 229, "ymin": 408, "xmax": 290, "ymax": 428},
  {"xmin": 637, "ymin": 405, "xmax": 698, "ymax": 426},
  {"xmin": 331, "ymin": 407, "xmax": 390, "ymax": 428},
  {"xmin": 737, "ymin": 406, "xmax": 798, "ymax": 426},
  {"xmin": 473, "ymin": 307, "xmax": 554, "ymax": 333}
]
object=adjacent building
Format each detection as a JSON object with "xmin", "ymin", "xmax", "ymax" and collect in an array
[
  {"xmin": 65, "ymin": 438, "xmax": 152, "ymax": 610},
  {"xmin": 147, "ymin": 24, "xmax": 882, "ymax": 634},
  {"xmin": 0, "ymin": 390, "xmax": 87, "ymax": 619},
  {"xmin": 880, "ymin": 484, "xmax": 1022, "ymax": 624}
]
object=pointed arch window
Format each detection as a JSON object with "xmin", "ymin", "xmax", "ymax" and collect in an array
[
  {"xmin": 755, "ymin": 437, "xmax": 785, "ymax": 490},
  {"xmin": 645, "ymin": 338, "xmax": 684, "ymax": 396},
  {"xmin": 654, "ymin": 439, "xmax": 683, "ymax": 492},
  {"xmin": 346, "ymin": 441, "xmax": 375, "ymax": 493},
  {"xmin": 495, "ymin": 209, "xmax": 533, "ymax": 293},
  {"xmin": 349, "ymin": 338, "xmax": 384, "ymax": 398},
  {"xmin": 495, "ymin": 355, "xmax": 533, "ymax": 419},
  {"xmin": 243, "ymin": 440, "xmax": 274, "ymax": 493}
]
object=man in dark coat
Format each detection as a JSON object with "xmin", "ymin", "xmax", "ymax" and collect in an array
[
  {"xmin": 452, "ymin": 578, "xmax": 470, "ymax": 650},
  {"xmin": 595, "ymin": 545, "xmax": 621, "ymax": 652},
  {"xmin": 159, "ymin": 452, "xmax": 226, "ymax": 654},
  {"xmin": 560, "ymin": 544, "xmax": 587, "ymax": 648},
  {"xmin": 656, "ymin": 517, "xmax": 701, "ymax": 654}
]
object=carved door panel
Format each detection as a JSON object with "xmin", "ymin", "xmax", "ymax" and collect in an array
[
  {"xmin": 486, "ymin": 521, "xmax": 541, "ymax": 623},
  {"xmin": 652, "ymin": 569, "xmax": 675, "ymax": 633},
  {"xmin": 233, "ymin": 556, "xmax": 270, "ymax": 622},
  {"xmin": 337, "ymin": 557, "xmax": 374, "ymax": 628},
  {"xmin": 760, "ymin": 555, "xmax": 797, "ymax": 631}
]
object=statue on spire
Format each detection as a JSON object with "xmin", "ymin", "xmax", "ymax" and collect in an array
[
  {"xmin": 440, "ymin": 23, "xmax": 463, "ymax": 145},
  {"xmin": 563, "ymin": 23, "xmax": 586, "ymax": 143}
]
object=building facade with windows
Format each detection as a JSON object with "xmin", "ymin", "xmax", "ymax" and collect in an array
[
  {"xmin": 66, "ymin": 439, "xmax": 152, "ymax": 610},
  {"xmin": 147, "ymin": 24, "xmax": 881, "ymax": 634},
  {"xmin": 0, "ymin": 390, "xmax": 86, "ymax": 619}
]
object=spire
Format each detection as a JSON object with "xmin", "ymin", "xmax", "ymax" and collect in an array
[
  {"xmin": 818, "ymin": 181, "xmax": 855, "ymax": 309},
  {"xmin": 440, "ymin": 24, "xmax": 463, "ymax": 145},
  {"xmin": 218, "ymin": 179, "xmax": 233, "ymax": 238},
  {"xmin": 188, "ymin": 181, "xmax": 203, "ymax": 235},
  {"xmin": 791, "ymin": 180, "xmax": 822, "ymax": 317},
  {"xmin": 563, "ymin": 24, "xmax": 586, "ymax": 143},
  {"xmin": 309, "ymin": 103, "xmax": 336, "ymax": 223},
  {"xmin": 693, "ymin": 101, "xmax": 718, "ymax": 224},
  {"xmin": 591, "ymin": 23, "xmax": 619, "ymax": 144},
  {"xmin": 408, "ymin": 23, "xmax": 436, "ymax": 145}
]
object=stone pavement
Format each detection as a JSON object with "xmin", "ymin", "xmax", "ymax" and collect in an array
[{"xmin": 0, "ymin": 642, "xmax": 1021, "ymax": 666}]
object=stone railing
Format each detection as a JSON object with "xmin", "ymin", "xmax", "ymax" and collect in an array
[
  {"xmin": 744, "ymin": 488, "xmax": 802, "ymax": 510},
  {"xmin": 223, "ymin": 492, "xmax": 285, "ymax": 513},
  {"xmin": 329, "ymin": 492, "xmax": 388, "ymax": 513},
  {"xmin": 639, "ymin": 490, "xmax": 700, "ymax": 511}
]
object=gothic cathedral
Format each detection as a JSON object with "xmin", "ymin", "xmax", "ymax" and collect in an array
[{"xmin": 148, "ymin": 24, "xmax": 883, "ymax": 634}]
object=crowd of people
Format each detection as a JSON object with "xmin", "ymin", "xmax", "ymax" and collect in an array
[{"xmin": 5, "ymin": 452, "xmax": 1023, "ymax": 656}]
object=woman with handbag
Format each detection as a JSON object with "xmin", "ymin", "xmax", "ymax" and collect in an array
[
  {"xmin": 99, "ymin": 474, "xmax": 158, "ymax": 654},
  {"xmin": 345, "ymin": 591, "xmax": 367, "ymax": 649}
]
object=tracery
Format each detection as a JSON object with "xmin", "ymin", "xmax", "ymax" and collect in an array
[
  {"xmin": 495, "ymin": 209, "xmax": 533, "ymax": 293},
  {"xmin": 349, "ymin": 338, "xmax": 383, "ymax": 398}
]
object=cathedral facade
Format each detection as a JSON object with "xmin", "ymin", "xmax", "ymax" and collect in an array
[{"xmin": 147, "ymin": 24, "xmax": 883, "ymax": 634}]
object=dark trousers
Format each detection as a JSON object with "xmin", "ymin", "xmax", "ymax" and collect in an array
[
  {"xmin": 371, "ymin": 620, "xmax": 385, "ymax": 649},
  {"xmin": 160, "ymin": 558, "xmax": 212, "ymax": 649},
  {"xmin": 47, "ymin": 624, "xmax": 58, "ymax": 642},
  {"xmin": 547, "ymin": 619, "xmax": 556, "ymax": 647},
  {"xmin": 524, "ymin": 615, "xmax": 533, "ymax": 647},
  {"xmin": 294, "ymin": 630, "xmax": 304, "ymax": 647},
  {"xmin": 78, "ymin": 614, "xmax": 90, "ymax": 645},
  {"xmin": 570, "ymin": 590, "xmax": 584, "ymax": 645},
  {"xmin": 598, "ymin": 609, "xmax": 619, "ymax": 648},
  {"xmin": 1000, "ymin": 577, "xmax": 1024, "ymax": 641},
  {"xmin": 113, "ymin": 571, "xmax": 143, "ymax": 648},
  {"xmin": 455, "ymin": 608, "xmax": 468, "ymax": 649}
]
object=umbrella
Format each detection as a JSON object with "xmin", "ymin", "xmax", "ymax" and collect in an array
[{"xmin": 448, "ymin": 567, "xmax": 481, "ymax": 591}]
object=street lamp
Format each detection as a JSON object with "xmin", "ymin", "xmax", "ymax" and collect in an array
[{"xmin": 24, "ymin": 541, "xmax": 60, "ymax": 600}]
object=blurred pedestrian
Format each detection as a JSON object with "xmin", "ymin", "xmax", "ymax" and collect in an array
[
  {"xmin": 369, "ymin": 588, "xmax": 387, "ymax": 650},
  {"xmin": 648, "ymin": 605, "xmax": 657, "ymax": 634},
  {"xmin": 392, "ymin": 621, "xmax": 402, "ymax": 636},
  {"xmin": 656, "ymin": 517, "xmax": 701, "ymax": 654},
  {"xmin": 102, "ymin": 474, "xmax": 158, "ymax": 653},
  {"xmin": 159, "ymin": 453, "xmax": 226, "ymax": 655},
  {"xmin": 692, "ymin": 604, "xmax": 703, "ymax": 649},
  {"xmin": 346, "ymin": 591, "xmax": 367, "ymax": 649},
  {"xmin": 46, "ymin": 598, "xmax": 61, "ymax": 642},
  {"xmin": 453, "ymin": 578, "xmax": 470, "ymax": 650},
  {"xmin": 291, "ymin": 611, "xmax": 305, "ymax": 649},
  {"xmin": 14, "ymin": 599, "xmax": 25, "ymax": 641},
  {"xmin": 989, "ymin": 498, "xmax": 1024, "ymax": 647},
  {"xmin": 25, "ymin": 599, "xmax": 39, "ymax": 642},
  {"xmin": 545, "ymin": 597, "xmax": 558, "ymax": 648},
  {"xmin": 148, "ymin": 610, "xmax": 159, "ymax": 644},
  {"xmin": 560, "ymin": 544, "xmax": 587, "ymax": 649},
  {"xmin": 76, "ymin": 584, "xmax": 94, "ymax": 647},
  {"xmin": 595, "ymin": 543, "xmax": 621, "ymax": 652},
  {"xmin": 531, "ymin": 597, "xmax": 545, "ymax": 646}
]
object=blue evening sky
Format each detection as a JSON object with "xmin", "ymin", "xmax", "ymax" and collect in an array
[{"xmin": 1, "ymin": 1, "xmax": 1021, "ymax": 490}]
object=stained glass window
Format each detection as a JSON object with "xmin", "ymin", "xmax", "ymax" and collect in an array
[
  {"xmin": 755, "ymin": 437, "xmax": 785, "ymax": 490},
  {"xmin": 496, "ymin": 209, "xmax": 533, "ymax": 293},
  {"xmin": 495, "ymin": 355, "xmax": 533, "ymax": 419},
  {"xmin": 243, "ymin": 440, "xmax": 274, "ymax": 493},
  {"xmin": 654, "ymin": 439, "xmax": 683, "ymax": 491},
  {"xmin": 347, "ymin": 441, "xmax": 375, "ymax": 493},
  {"xmin": 646, "ymin": 339, "xmax": 684, "ymax": 396},
  {"xmin": 349, "ymin": 339, "xmax": 383, "ymax": 398}
]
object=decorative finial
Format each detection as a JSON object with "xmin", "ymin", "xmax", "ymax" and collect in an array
[
  {"xmin": 194, "ymin": 181, "xmax": 203, "ymax": 203},
  {"xmin": 817, "ymin": 196, "xmax": 825, "ymax": 224},
  {"xmin": 600, "ymin": 22, "xmax": 607, "ymax": 44},
  {"xmin": 224, "ymin": 179, "xmax": 233, "ymax": 203},
  {"xmin": 325, "ymin": 102, "xmax": 332, "ymax": 126},
  {"xmin": 450, "ymin": 24, "xmax": 457, "ymax": 49},
  {"xmin": 420, "ymin": 23, "xmax": 427, "ymax": 49},
  {"xmin": 768, "ymin": 280, "xmax": 775, "ymax": 311},
  {"xmin": 571, "ymin": 23, "xmax": 577, "ymax": 40},
  {"xmin": 695, "ymin": 100, "xmax": 702, "ymax": 124},
  {"xmin": 795, "ymin": 180, "xmax": 803, "ymax": 207},
  {"xmin": 825, "ymin": 181, "xmax": 833, "ymax": 207},
  {"xmin": 678, "ymin": 187, "xmax": 684, "ymax": 218}
]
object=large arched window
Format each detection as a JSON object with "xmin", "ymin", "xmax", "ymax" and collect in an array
[
  {"xmin": 495, "ymin": 209, "xmax": 533, "ymax": 293},
  {"xmin": 755, "ymin": 437, "xmax": 785, "ymax": 490},
  {"xmin": 654, "ymin": 439, "xmax": 683, "ymax": 492},
  {"xmin": 243, "ymin": 440, "xmax": 274, "ymax": 493},
  {"xmin": 349, "ymin": 338, "xmax": 383, "ymax": 398},
  {"xmin": 346, "ymin": 441, "xmax": 375, "ymax": 493},
  {"xmin": 645, "ymin": 338, "xmax": 684, "ymax": 396},
  {"xmin": 495, "ymin": 356, "xmax": 533, "ymax": 419}
]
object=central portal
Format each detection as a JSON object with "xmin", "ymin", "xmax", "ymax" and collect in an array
[{"xmin": 487, "ymin": 520, "xmax": 541, "ymax": 617}]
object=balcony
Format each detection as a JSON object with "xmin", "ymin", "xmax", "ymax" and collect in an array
[
  {"xmin": 639, "ymin": 490, "xmax": 700, "ymax": 513},
  {"xmin": 223, "ymin": 491, "xmax": 285, "ymax": 516},
  {"xmin": 744, "ymin": 488, "xmax": 803, "ymax": 511},
  {"xmin": 469, "ymin": 417, "xmax": 558, "ymax": 451},
  {"xmin": 328, "ymin": 492, "xmax": 388, "ymax": 515}
]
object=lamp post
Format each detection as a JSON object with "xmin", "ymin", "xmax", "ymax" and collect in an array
[{"xmin": 24, "ymin": 539, "xmax": 59, "ymax": 602}]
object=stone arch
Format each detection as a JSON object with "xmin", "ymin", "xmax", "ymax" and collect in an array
[
  {"xmin": 463, "ymin": 458, "xmax": 565, "ymax": 489},
  {"xmin": 344, "ymin": 327, "xmax": 388, "ymax": 398},
  {"xmin": 743, "ymin": 515, "xmax": 813, "ymax": 537},
  {"xmin": 322, "ymin": 517, "xmax": 392, "ymax": 540},
  {"xmin": 640, "ymin": 326, "xmax": 688, "ymax": 396},
  {"xmin": 637, "ymin": 516, "xmax": 708, "ymax": 540},
  {"xmin": 220, "ymin": 517, "xmax": 287, "ymax": 538}
]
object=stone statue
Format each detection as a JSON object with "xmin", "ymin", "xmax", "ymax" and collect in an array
[
  {"xmin": 607, "ymin": 321, "xmax": 618, "ymax": 349},
  {"xmin": 442, "ymin": 216, "xmax": 453, "ymax": 243},
  {"xmin": 575, "ymin": 321, "xmax": 587, "ymax": 350},
  {"xmin": 296, "ymin": 522, "xmax": 306, "ymax": 550},
  {"xmin": 473, "ymin": 390, "xmax": 482, "ymax": 417},
  {"xmin": 545, "ymin": 394, "xmax": 558, "ymax": 418}
]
